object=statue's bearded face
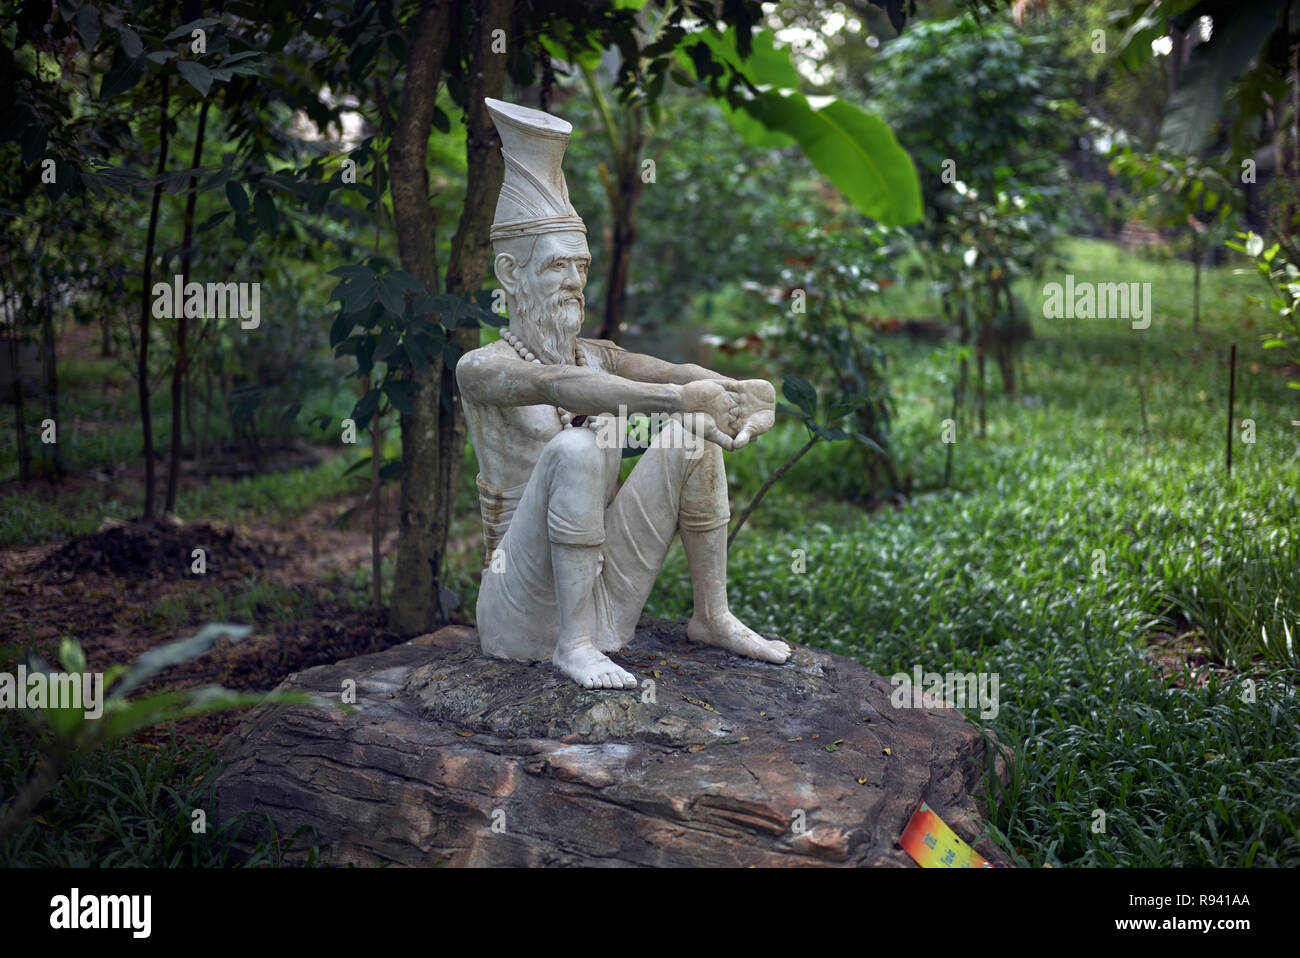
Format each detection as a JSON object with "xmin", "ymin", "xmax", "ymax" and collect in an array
[{"xmin": 497, "ymin": 230, "xmax": 589, "ymax": 365}]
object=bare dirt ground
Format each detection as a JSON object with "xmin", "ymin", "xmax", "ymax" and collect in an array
[{"xmin": 1, "ymin": 489, "xmax": 408, "ymax": 748}]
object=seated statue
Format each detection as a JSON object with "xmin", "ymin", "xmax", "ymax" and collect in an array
[{"xmin": 456, "ymin": 98, "xmax": 789, "ymax": 691}]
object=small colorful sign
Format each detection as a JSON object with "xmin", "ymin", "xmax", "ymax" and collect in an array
[{"xmin": 898, "ymin": 801, "xmax": 994, "ymax": 868}]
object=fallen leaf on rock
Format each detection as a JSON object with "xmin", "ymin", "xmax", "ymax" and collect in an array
[
  {"xmin": 682, "ymin": 695, "xmax": 719, "ymax": 714},
  {"xmin": 456, "ymin": 731, "xmax": 474, "ymax": 738},
  {"xmin": 882, "ymin": 747, "xmax": 891, "ymax": 756}
]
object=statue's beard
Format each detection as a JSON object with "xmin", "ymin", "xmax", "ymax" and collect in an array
[{"xmin": 511, "ymin": 286, "xmax": 584, "ymax": 364}]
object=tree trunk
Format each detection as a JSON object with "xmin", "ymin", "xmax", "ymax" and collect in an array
[
  {"xmin": 39, "ymin": 279, "xmax": 62, "ymax": 478},
  {"xmin": 438, "ymin": 0, "xmax": 513, "ymax": 610},
  {"xmin": 595, "ymin": 146, "xmax": 645, "ymax": 342},
  {"xmin": 389, "ymin": 0, "xmax": 455, "ymax": 636},
  {"xmin": 372, "ymin": 402, "xmax": 384, "ymax": 614},
  {"xmin": 166, "ymin": 99, "xmax": 209, "ymax": 515},
  {"xmin": 390, "ymin": 0, "xmax": 515, "ymax": 634},
  {"xmin": 138, "ymin": 75, "xmax": 170, "ymax": 519},
  {"xmin": 1191, "ymin": 229, "xmax": 1201, "ymax": 332},
  {"xmin": 4, "ymin": 281, "xmax": 31, "ymax": 481}
]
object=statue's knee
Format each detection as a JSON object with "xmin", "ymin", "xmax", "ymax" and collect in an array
[
  {"xmin": 540, "ymin": 428, "xmax": 605, "ymax": 480},
  {"xmin": 653, "ymin": 418, "xmax": 717, "ymax": 467},
  {"xmin": 546, "ymin": 425, "xmax": 602, "ymax": 470}
]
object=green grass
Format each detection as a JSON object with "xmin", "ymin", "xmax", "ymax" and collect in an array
[
  {"xmin": 0, "ymin": 451, "xmax": 356, "ymax": 547},
  {"xmin": 0, "ymin": 710, "xmax": 325, "ymax": 867},
  {"xmin": 642, "ymin": 236, "xmax": 1300, "ymax": 866}
]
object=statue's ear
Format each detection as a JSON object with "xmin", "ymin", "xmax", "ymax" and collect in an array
[{"xmin": 494, "ymin": 252, "xmax": 520, "ymax": 296}]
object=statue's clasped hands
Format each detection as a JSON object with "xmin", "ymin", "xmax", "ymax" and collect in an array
[{"xmin": 681, "ymin": 378, "xmax": 776, "ymax": 451}]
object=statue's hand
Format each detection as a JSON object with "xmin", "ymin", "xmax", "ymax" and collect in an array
[
  {"xmin": 679, "ymin": 412, "xmax": 735, "ymax": 451},
  {"xmin": 681, "ymin": 380, "xmax": 741, "ymax": 449},
  {"xmin": 727, "ymin": 379, "xmax": 776, "ymax": 449},
  {"xmin": 682, "ymin": 379, "xmax": 738, "ymax": 422}
]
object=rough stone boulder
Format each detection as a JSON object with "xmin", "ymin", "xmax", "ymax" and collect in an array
[{"xmin": 212, "ymin": 618, "xmax": 1012, "ymax": 866}]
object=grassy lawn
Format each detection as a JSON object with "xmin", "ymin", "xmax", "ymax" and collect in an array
[{"xmin": 641, "ymin": 237, "xmax": 1300, "ymax": 866}]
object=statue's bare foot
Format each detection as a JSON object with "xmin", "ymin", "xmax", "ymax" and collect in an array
[
  {"xmin": 554, "ymin": 638, "xmax": 638, "ymax": 690},
  {"xmin": 687, "ymin": 612, "xmax": 791, "ymax": 664}
]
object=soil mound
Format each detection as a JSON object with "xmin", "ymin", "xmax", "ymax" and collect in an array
[{"xmin": 35, "ymin": 518, "xmax": 279, "ymax": 579}]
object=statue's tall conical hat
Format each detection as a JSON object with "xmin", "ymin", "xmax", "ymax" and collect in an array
[{"xmin": 486, "ymin": 97, "xmax": 587, "ymax": 243}]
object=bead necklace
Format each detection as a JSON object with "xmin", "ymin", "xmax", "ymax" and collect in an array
[{"xmin": 501, "ymin": 329, "xmax": 596, "ymax": 429}]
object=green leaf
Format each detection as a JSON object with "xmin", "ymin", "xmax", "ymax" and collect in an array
[
  {"xmin": 225, "ymin": 181, "xmax": 249, "ymax": 214},
  {"xmin": 329, "ymin": 264, "xmax": 375, "ymax": 281},
  {"xmin": 383, "ymin": 380, "xmax": 416, "ymax": 415},
  {"xmin": 850, "ymin": 430, "xmax": 887, "ymax": 456},
  {"xmin": 77, "ymin": 4, "xmax": 101, "ymax": 50},
  {"xmin": 218, "ymin": 51, "xmax": 261, "ymax": 68},
  {"xmin": 351, "ymin": 388, "xmax": 381, "ymax": 430},
  {"xmin": 330, "ymin": 313, "xmax": 354, "ymax": 348},
  {"xmin": 333, "ymin": 504, "xmax": 361, "ymax": 530},
  {"xmin": 776, "ymin": 401, "xmax": 809, "ymax": 419},
  {"xmin": 253, "ymin": 189, "xmax": 278, "ymax": 233},
  {"xmin": 177, "ymin": 60, "xmax": 213, "ymax": 97},
  {"xmin": 59, "ymin": 637, "xmax": 86, "ymax": 674},
  {"xmin": 165, "ymin": 18, "xmax": 222, "ymax": 42},
  {"xmin": 112, "ymin": 624, "xmax": 252, "ymax": 699},
  {"xmin": 377, "ymin": 277, "xmax": 406, "ymax": 317},
  {"xmin": 1157, "ymin": 1, "xmax": 1288, "ymax": 155},
  {"xmin": 374, "ymin": 330, "xmax": 401, "ymax": 363},
  {"xmin": 337, "ymin": 279, "xmax": 376, "ymax": 314},
  {"xmin": 405, "ymin": 337, "xmax": 430, "ymax": 376},
  {"xmin": 20, "ymin": 126, "xmax": 46, "ymax": 166},
  {"xmin": 119, "ymin": 26, "xmax": 142, "ymax": 59},
  {"xmin": 808, "ymin": 422, "xmax": 850, "ymax": 442},
  {"xmin": 782, "ymin": 375, "xmax": 817, "ymax": 417},
  {"xmin": 100, "ymin": 686, "xmax": 320, "ymax": 742},
  {"xmin": 99, "ymin": 53, "xmax": 146, "ymax": 100},
  {"xmin": 685, "ymin": 28, "xmax": 921, "ymax": 224},
  {"xmin": 197, "ymin": 210, "xmax": 229, "ymax": 232},
  {"xmin": 342, "ymin": 455, "xmax": 372, "ymax": 477},
  {"xmin": 763, "ymin": 94, "xmax": 923, "ymax": 226},
  {"xmin": 384, "ymin": 270, "xmax": 425, "ymax": 292}
]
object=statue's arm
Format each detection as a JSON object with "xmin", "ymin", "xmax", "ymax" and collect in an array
[
  {"xmin": 457, "ymin": 348, "xmax": 734, "ymax": 422},
  {"xmin": 614, "ymin": 349, "xmax": 776, "ymax": 445},
  {"xmin": 611, "ymin": 350, "xmax": 731, "ymax": 386}
]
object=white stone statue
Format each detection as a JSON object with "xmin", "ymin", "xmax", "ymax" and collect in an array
[{"xmin": 456, "ymin": 98, "xmax": 789, "ymax": 691}]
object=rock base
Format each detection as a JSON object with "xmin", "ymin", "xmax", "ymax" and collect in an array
[{"xmin": 213, "ymin": 618, "xmax": 1012, "ymax": 866}]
